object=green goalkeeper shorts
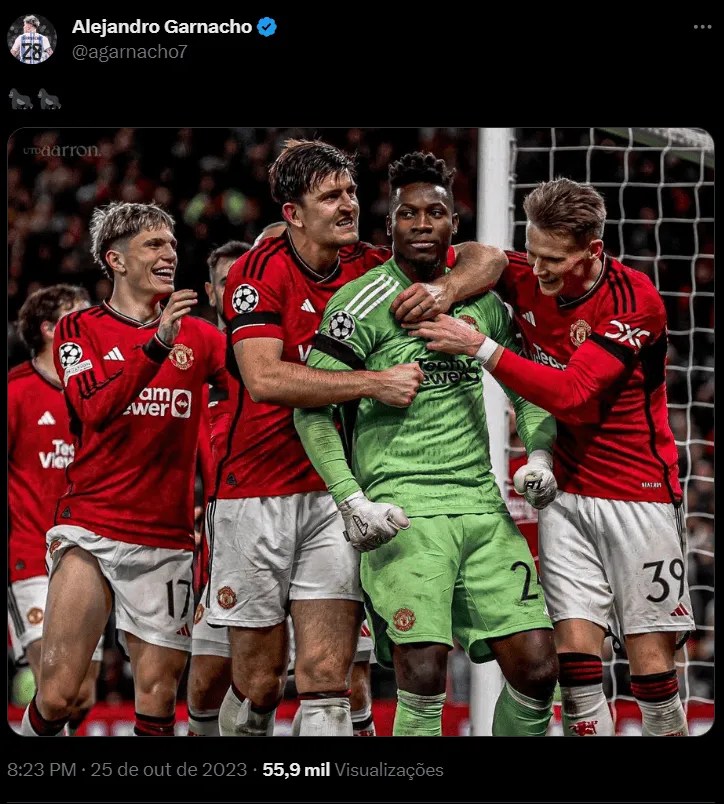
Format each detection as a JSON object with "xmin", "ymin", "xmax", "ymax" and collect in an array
[{"xmin": 360, "ymin": 512, "xmax": 552, "ymax": 668}]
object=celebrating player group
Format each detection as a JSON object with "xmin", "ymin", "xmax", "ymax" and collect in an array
[{"xmin": 12, "ymin": 138, "xmax": 692, "ymax": 737}]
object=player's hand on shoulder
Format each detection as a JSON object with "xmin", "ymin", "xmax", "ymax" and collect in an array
[
  {"xmin": 513, "ymin": 450, "xmax": 557, "ymax": 510},
  {"xmin": 157, "ymin": 290, "xmax": 198, "ymax": 346},
  {"xmin": 391, "ymin": 282, "xmax": 451, "ymax": 323},
  {"xmin": 338, "ymin": 491, "xmax": 410, "ymax": 553},
  {"xmin": 373, "ymin": 362, "xmax": 423, "ymax": 408}
]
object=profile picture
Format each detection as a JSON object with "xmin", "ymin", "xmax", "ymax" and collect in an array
[{"xmin": 8, "ymin": 14, "xmax": 56, "ymax": 64}]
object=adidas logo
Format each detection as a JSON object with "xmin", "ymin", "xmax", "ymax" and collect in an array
[
  {"xmin": 226, "ymin": 473, "xmax": 237, "ymax": 486},
  {"xmin": 670, "ymin": 602, "xmax": 690, "ymax": 617},
  {"xmin": 176, "ymin": 624, "xmax": 191, "ymax": 637},
  {"xmin": 103, "ymin": 347, "xmax": 124, "ymax": 361},
  {"xmin": 300, "ymin": 298, "xmax": 316, "ymax": 313},
  {"xmin": 522, "ymin": 311, "xmax": 536, "ymax": 326},
  {"xmin": 61, "ymin": 506, "xmax": 71, "ymax": 519},
  {"xmin": 37, "ymin": 411, "xmax": 56, "ymax": 426}
]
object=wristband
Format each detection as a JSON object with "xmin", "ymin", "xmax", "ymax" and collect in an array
[
  {"xmin": 474, "ymin": 337, "xmax": 501, "ymax": 367},
  {"xmin": 143, "ymin": 333, "xmax": 173, "ymax": 363},
  {"xmin": 527, "ymin": 449, "xmax": 553, "ymax": 469}
]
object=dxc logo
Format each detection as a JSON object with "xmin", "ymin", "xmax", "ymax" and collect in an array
[{"xmin": 604, "ymin": 320, "xmax": 651, "ymax": 349}]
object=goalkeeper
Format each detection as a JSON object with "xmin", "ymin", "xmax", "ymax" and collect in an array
[{"xmin": 295, "ymin": 152, "xmax": 559, "ymax": 736}]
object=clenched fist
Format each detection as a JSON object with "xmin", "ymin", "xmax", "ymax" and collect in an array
[{"xmin": 372, "ymin": 362, "xmax": 424, "ymax": 408}]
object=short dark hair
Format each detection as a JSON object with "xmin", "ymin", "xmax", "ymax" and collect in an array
[
  {"xmin": 17, "ymin": 284, "xmax": 90, "ymax": 355},
  {"xmin": 388, "ymin": 151, "xmax": 456, "ymax": 203},
  {"xmin": 523, "ymin": 178, "xmax": 606, "ymax": 244},
  {"xmin": 268, "ymin": 139, "xmax": 357, "ymax": 205},
  {"xmin": 207, "ymin": 240, "xmax": 251, "ymax": 282}
]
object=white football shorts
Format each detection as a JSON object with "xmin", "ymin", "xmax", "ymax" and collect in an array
[
  {"xmin": 46, "ymin": 525, "xmax": 194, "ymax": 654},
  {"xmin": 8, "ymin": 575, "xmax": 103, "ymax": 665},
  {"xmin": 538, "ymin": 492, "xmax": 695, "ymax": 639},
  {"xmin": 206, "ymin": 492, "xmax": 362, "ymax": 628}
]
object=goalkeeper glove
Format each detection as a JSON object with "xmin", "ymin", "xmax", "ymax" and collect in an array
[
  {"xmin": 338, "ymin": 491, "xmax": 410, "ymax": 553},
  {"xmin": 513, "ymin": 450, "xmax": 557, "ymax": 510}
]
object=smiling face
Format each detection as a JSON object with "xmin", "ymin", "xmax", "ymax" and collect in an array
[
  {"xmin": 291, "ymin": 171, "xmax": 360, "ymax": 249},
  {"xmin": 107, "ymin": 226, "xmax": 178, "ymax": 299},
  {"xmin": 388, "ymin": 182, "xmax": 457, "ymax": 279},
  {"xmin": 525, "ymin": 223, "xmax": 601, "ymax": 297}
]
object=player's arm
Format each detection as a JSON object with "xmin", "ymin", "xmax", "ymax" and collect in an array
[
  {"xmin": 406, "ymin": 307, "xmax": 653, "ymax": 424},
  {"xmin": 294, "ymin": 404, "xmax": 360, "ymax": 504},
  {"xmin": 484, "ymin": 292, "xmax": 665, "ymax": 423},
  {"xmin": 391, "ymin": 242, "xmax": 507, "ymax": 323},
  {"xmin": 484, "ymin": 342, "xmax": 625, "ymax": 424},
  {"xmin": 486, "ymin": 300, "xmax": 558, "ymax": 508},
  {"xmin": 226, "ymin": 272, "xmax": 420, "ymax": 408},
  {"xmin": 293, "ymin": 347, "xmax": 410, "ymax": 552},
  {"xmin": 486, "ymin": 299, "xmax": 557, "ymax": 454},
  {"xmin": 234, "ymin": 337, "xmax": 411, "ymax": 408},
  {"xmin": 55, "ymin": 291, "xmax": 195, "ymax": 430},
  {"xmin": 11, "ymin": 36, "xmax": 21, "ymax": 56}
]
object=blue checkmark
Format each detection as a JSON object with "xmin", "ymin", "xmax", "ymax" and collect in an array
[{"xmin": 257, "ymin": 17, "xmax": 277, "ymax": 37}]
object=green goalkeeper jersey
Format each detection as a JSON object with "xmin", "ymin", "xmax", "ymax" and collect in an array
[{"xmin": 303, "ymin": 258, "xmax": 555, "ymax": 517}]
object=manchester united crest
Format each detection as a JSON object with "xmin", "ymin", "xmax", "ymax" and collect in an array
[
  {"xmin": 217, "ymin": 586, "xmax": 237, "ymax": 609},
  {"xmin": 392, "ymin": 607, "xmax": 416, "ymax": 632},
  {"xmin": 194, "ymin": 603, "xmax": 204, "ymax": 625},
  {"xmin": 49, "ymin": 538, "xmax": 62, "ymax": 555},
  {"xmin": 570, "ymin": 319, "xmax": 592, "ymax": 347},
  {"xmin": 459, "ymin": 315, "xmax": 479, "ymax": 331},
  {"xmin": 170, "ymin": 343, "xmax": 194, "ymax": 370},
  {"xmin": 27, "ymin": 607, "xmax": 44, "ymax": 625}
]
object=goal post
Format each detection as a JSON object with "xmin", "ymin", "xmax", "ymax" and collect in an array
[{"xmin": 469, "ymin": 128, "xmax": 514, "ymax": 735}]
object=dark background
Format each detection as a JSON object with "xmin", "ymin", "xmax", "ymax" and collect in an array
[{"xmin": 4, "ymin": 9, "xmax": 718, "ymax": 804}]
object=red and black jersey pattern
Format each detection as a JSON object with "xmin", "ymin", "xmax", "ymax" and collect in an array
[
  {"xmin": 52, "ymin": 302, "xmax": 227, "ymax": 549},
  {"xmin": 8, "ymin": 362, "xmax": 73, "ymax": 581},
  {"xmin": 494, "ymin": 252, "xmax": 681, "ymax": 504},
  {"xmin": 218, "ymin": 232, "xmax": 391, "ymax": 498}
]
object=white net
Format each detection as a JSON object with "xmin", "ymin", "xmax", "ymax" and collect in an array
[{"xmin": 508, "ymin": 127, "xmax": 714, "ymax": 735}]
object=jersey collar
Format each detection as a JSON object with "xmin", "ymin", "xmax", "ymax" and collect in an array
[
  {"xmin": 31, "ymin": 358, "xmax": 63, "ymax": 390},
  {"xmin": 556, "ymin": 254, "xmax": 610, "ymax": 309},
  {"xmin": 385, "ymin": 258, "xmax": 413, "ymax": 288},
  {"xmin": 101, "ymin": 300, "xmax": 162, "ymax": 328},
  {"xmin": 285, "ymin": 230, "xmax": 341, "ymax": 284}
]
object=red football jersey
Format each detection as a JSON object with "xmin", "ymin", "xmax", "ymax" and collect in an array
[
  {"xmin": 194, "ymin": 371, "xmax": 239, "ymax": 593},
  {"xmin": 219, "ymin": 233, "xmax": 391, "ymax": 498},
  {"xmin": 196, "ymin": 385, "xmax": 215, "ymax": 505},
  {"xmin": 53, "ymin": 302, "xmax": 227, "ymax": 550},
  {"xmin": 8, "ymin": 362, "xmax": 74, "ymax": 582},
  {"xmin": 495, "ymin": 252, "xmax": 681, "ymax": 504}
]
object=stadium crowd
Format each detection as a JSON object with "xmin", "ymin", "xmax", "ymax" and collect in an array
[{"xmin": 7, "ymin": 127, "xmax": 713, "ymax": 723}]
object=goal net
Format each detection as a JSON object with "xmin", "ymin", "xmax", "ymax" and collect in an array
[{"xmin": 489, "ymin": 127, "xmax": 714, "ymax": 735}]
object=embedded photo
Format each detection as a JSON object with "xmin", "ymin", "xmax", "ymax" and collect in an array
[{"xmin": 7, "ymin": 127, "xmax": 713, "ymax": 746}]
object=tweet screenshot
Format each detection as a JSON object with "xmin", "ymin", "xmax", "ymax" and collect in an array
[{"xmin": 4, "ymin": 9, "xmax": 716, "ymax": 804}]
